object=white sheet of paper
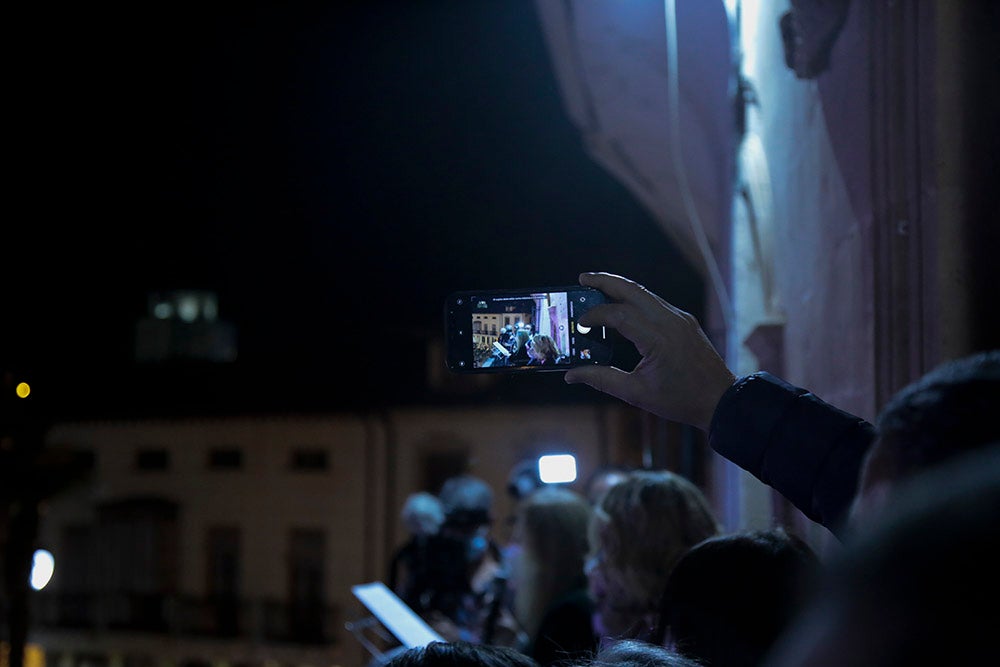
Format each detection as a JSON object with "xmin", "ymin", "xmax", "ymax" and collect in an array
[{"xmin": 351, "ymin": 581, "xmax": 445, "ymax": 648}]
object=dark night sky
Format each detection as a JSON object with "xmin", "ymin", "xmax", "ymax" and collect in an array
[{"xmin": 9, "ymin": 1, "xmax": 703, "ymax": 418}]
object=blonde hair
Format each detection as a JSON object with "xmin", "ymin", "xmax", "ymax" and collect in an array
[
  {"xmin": 529, "ymin": 334, "xmax": 560, "ymax": 362},
  {"xmin": 513, "ymin": 487, "xmax": 592, "ymax": 638},
  {"xmin": 589, "ymin": 469, "xmax": 721, "ymax": 639}
]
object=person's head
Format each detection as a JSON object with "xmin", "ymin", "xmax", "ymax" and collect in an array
[
  {"xmin": 512, "ymin": 486, "xmax": 593, "ymax": 637},
  {"xmin": 850, "ymin": 349, "xmax": 1000, "ymax": 525},
  {"xmin": 439, "ymin": 474, "xmax": 495, "ymax": 562},
  {"xmin": 590, "ymin": 638, "xmax": 704, "ymax": 667},
  {"xmin": 385, "ymin": 640, "xmax": 541, "ymax": 667},
  {"xmin": 513, "ymin": 329, "xmax": 531, "ymax": 352},
  {"xmin": 507, "ymin": 458, "xmax": 545, "ymax": 502},
  {"xmin": 585, "ymin": 465, "xmax": 631, "ymax": 506},
  {"xmin": 587, "ymin": 469, "xmax": 722, "ymax": 642},
  {"xmin": 401, "ymin": 491, "xmax": 446, "ymax": 538},
  {"xmin": 657, "ymin": 528, "xmax": 821, "ymax": 667},
  {"xmin": 764, "ymin": 442, "xmax": 1000, "ymax": 667},
  {"xmin": 528, "ymin": 334, "xmax": 560, "ymax": 363}
]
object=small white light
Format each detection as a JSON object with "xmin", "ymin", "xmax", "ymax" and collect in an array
[
  {"xmin": 31, "ymin": 549, "xmax": 55, "ymax": 591},
  {"xmin": 538, "ymin": 454, "xmax": 577, "ymax": 484},
  {"xmin": 577, "ymin": 324, "xmax": 592, "ymax": 335},
  {"xmin": 153, "ymin": 302, "xmax": 173, "ymax": 319}
]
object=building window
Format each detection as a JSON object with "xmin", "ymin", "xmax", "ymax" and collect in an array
[
  {"xmin": 136, "ymin": 449, "xmax": 169, "ymax": 471},
  {"xmin": 289, "ymin": 529, "xmax": 326, "ymax": 642},
  {"xmin": 74, "ymin": 449, "xmax": 97, "ymax": 470},
  {"xmin": 208, "ymin": 448, "xmax": 243, "ymax": 470},
  {"xmin": 206, "ymin": 525, "xmax": 241, "ymax": 636},
  {"xmin": 291, "ymin": 448, "xmax": 328, "ymax": 471}
]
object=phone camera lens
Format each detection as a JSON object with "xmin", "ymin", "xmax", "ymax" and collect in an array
[
  {"xmin": 458, "ymin": 361, "xmax": 466, "ymax": 367},
  {"xmin": 456, "ymin": 298, "xmax": 464, "ymax": 305}
]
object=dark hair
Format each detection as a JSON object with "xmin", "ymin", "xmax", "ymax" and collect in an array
[
  {"xmin": 875, "ymin": 349, "xmax": 1000, "ymax": 472},
  {"xmin": 439, "ymin": 474, "xmax": 494, "ymax": 527},
  {"xmin": 590, "ymin": 638, "xmax": 702, "ymax": 667},
  {"xmin": 385, "ymin": 641, "xmax": 541, "ymax": 667},
  {"xmin": 773, "ymin": 443, "xmax": 1000, "ymax": 665},
  {"xmin": 657, "ymin": 528, "xmax": 820, "ymax": 667},
  {"xmin": 508, "ymin": 458, "xmax": 544, "ymax": 500}
]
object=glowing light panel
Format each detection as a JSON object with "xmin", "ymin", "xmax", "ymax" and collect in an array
[{"xmin": 538, "ymin": 454, "xmax": 577, "ymax": 484}]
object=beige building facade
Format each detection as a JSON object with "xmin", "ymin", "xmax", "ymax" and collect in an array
[{"xmin": 29, "ymin": 402, "xmax": 649, "ymax": 667}]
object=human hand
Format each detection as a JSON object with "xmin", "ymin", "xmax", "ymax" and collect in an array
[{"xmin": 564, "ymin": 272, "xmax": 735, "ymax": 431}]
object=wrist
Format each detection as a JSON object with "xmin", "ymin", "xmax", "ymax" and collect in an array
[{"xmin": 696, "ymin": 371, "xmax": 736, "ymax": 432}]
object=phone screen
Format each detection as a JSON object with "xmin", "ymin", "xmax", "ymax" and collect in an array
[{"xmin": 444, "ymin": 286, "xmax": 614, "ymax": 373}]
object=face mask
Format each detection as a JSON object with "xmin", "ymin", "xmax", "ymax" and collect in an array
[{"xmin": 466, "ymin": 534, "xmax": 488, "ymax": 563}]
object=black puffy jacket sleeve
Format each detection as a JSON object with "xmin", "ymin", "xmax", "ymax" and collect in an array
[{"xmin": 708, "ymin": 372, "xmax": 876, "ymax": 537}]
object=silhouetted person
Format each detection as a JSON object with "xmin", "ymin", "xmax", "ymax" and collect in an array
[
  {"xmin": 385, "ymin": 641, "xmax": 541, "ymax": 667},
  {"xmin": 425, "ymin": 474, "xmax": 505, "ymax": 643},
  {"xmin": 657, "ymin": 528, "xmax": 821, "ymax": 667},
  {"xmin": 509, "ymin": 487, "xmax": 596, "ymax": 666},
  {"xmin": 763, "ymin": 443, "xmax": 1000, "ymax": 666},
  {"xmin": 584, "ymin": 638, "xmax": 704, "ymax": 667},
  {"xmin": 848, "ymin": 349, "xmax": 1000, "ymax": 525},
  {"xmin": 508, "ymin": 330, "xmax": 532, "ymax": 366},
  {"xmin": 390, "ymin": 492, "xmax": 446, "ymax": 610}
]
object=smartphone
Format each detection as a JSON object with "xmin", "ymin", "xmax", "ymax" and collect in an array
[{"xmin": 444, "ymin": 286, "xmax": 615, "ymax": 373}]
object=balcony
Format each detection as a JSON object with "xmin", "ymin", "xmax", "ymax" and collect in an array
[{"xmin": 23, "ymin": 592, "xmax": 340, "ymax": 646}]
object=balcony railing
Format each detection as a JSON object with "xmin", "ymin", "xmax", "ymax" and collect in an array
[{"xmin": 24, "ymin": 592, "xmax": 339, "ymax": 645}]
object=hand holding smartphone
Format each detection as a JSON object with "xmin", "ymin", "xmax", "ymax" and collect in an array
[{"xmin": 444, "ymin": 285, "xmax": 616, "ymax": 373}]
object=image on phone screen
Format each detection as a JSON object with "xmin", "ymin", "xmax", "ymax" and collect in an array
[{"xmin": 444, "ymin": 287, "xmax": 613, "ymax": 373}]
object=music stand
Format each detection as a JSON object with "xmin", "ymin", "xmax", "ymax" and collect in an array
[{"xmin": 347, "ymin": 582, "xmax": 445, "ymax": 666}]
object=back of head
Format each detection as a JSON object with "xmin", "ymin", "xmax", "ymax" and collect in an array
[
  {"xmin": 401, "ymin": 492, "xmax": 446, "ymax": 537},
  {"xmin": 386, "ymin": 641, "xmax": 540, "ymax": 667},
  {"xmin": 765, "ymin": 443, "xmax": 1000, "ymax": 666},
  {"xmin": 519, "ymin": 486, "xmax": 591, "ymax": 566},
  {"xmin": 659, "ymin": 528, "xmax": 821, "ymax": 667},
  {"xmin": 513, "ymin": 486, "xmax": 592, "ymax": 636},
  {"xmin": 874, "ymin": 349, "xmax": 1000, "ymax": 475},
  {"xmin": 589, "ymin": 469, "xmax": 722, "ymax": 640},
  {"xmin": 854, "ymin": 350, "xmax": 1000, "ymax": 525},
  {"xmin": 585, "ymin": 465, "xmax": 631, "ymax": 506},
  {"xmin": 593, "ymin": 638, "xmax": 703, "ymax": 667},
  {"xmin": 439, "ymin": 474, "xmax": 494, "ymax": 531}
]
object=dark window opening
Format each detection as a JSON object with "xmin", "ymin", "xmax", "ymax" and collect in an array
[
  {"xmin": 291, "ymin": 449, "xmax": 328, "ymax": 471},
  {"xmin": 208, "ymin": 448, "xmax": 243, "ymax": 470},
  {"xmin": 136, "ymin": 449, "xmax": 169, "ymax": 471}
]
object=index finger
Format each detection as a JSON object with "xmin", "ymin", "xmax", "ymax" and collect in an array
[{"xmin": 579, "ymin": 272, "xmax": 679, "ymax": 317}]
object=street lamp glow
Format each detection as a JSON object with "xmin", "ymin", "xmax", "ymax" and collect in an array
[
  {"xmin": 30, "ymin": 549, "xmax": 55, "ymax": 591},
  {"xmin": 538, "ymin": 454, "xmax": 577, "ymax": 484}
]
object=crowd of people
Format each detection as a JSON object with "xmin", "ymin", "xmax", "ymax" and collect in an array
[
  {"xmin": 479, "ymin": 324, "xmax": 568, "ymax": 368},
  {"xmin": 386, "ymin": 272, "xmax": 998, "ymax": 667}
]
